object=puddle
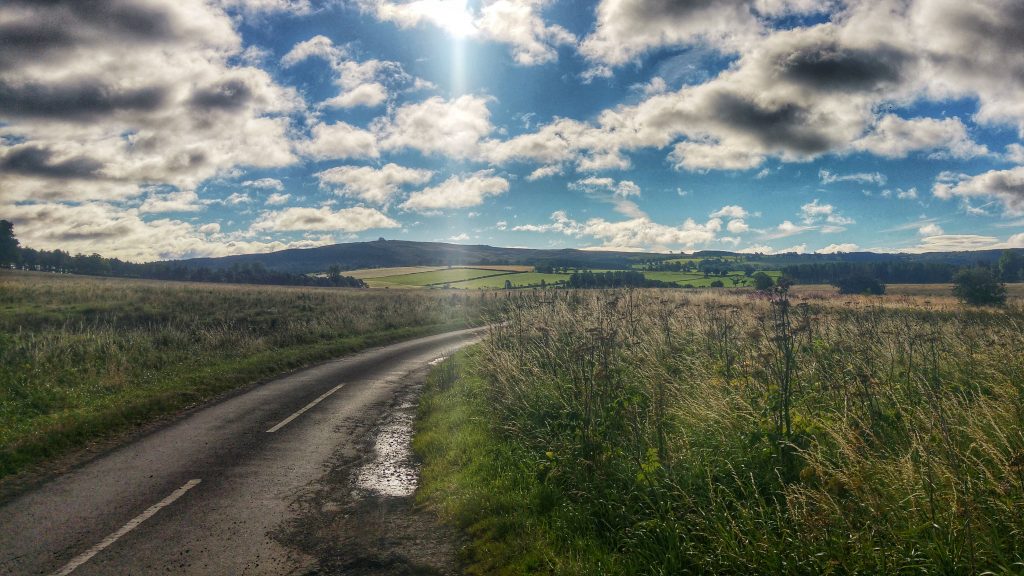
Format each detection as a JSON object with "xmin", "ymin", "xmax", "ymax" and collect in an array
[
  {"xmin": 426, "ymin": 356, "xmax": 449, "ymax": 366},
  {"xmin": 354, "ymin": 410, "xmax": 418, "ymax": 498}
]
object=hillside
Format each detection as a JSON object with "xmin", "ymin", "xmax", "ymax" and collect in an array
[
  {"xmin": 178, "ymin": 238, "xmax": 1018, "ymax": 276},
  {"xmin": 180, "ymin": 239, "xmax": 658, "ymax": 274}
]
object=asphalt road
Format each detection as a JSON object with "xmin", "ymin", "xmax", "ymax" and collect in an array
[{"xmin": 0, "ymin": 327, "xmax": 483, "ymax": 575}]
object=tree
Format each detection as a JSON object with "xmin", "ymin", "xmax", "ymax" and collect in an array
[
  {"xmin": 504, "ymin": 279, "xmax": 513, "ymax": 290},
  {"xmin": 999, "ymin": 250, "xmax": 1023, "ymax": 282},
  {"xmin": 833, "ymin": 274, "xmax": 885, "ymax": 295},
  {"xmin": 953, "ymin": 267, "xmax": 1007, "ymax": 306},
  {"xmin": 709, "ymin": 279, "xmax": 724, "ymax": 288},
  {"xmin": 752, "ymin": 271, "xmax": 774, "ymax": 291},
  {"xmin": 0, "ymin": 220, "xmax": 19, "ymax": 266}
]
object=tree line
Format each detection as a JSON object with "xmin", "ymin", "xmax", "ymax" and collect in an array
[{"xmin": 0, "ymin": 220, "xmax": 366, "ymax": 288}]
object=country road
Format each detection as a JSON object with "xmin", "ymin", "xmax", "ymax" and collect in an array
[{"xmin": 0, "ymin": 327, "xmax": 484, "ymax": 576}]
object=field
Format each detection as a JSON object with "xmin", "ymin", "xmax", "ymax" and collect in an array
[
  {"xmin": 343, "ymin": 263, "xmax": 785, "ymax": 289},
  {"xmin": 0, "ymin": 271, "xmax": 492, "ymax": 479},
  {"xmin": 364, "ymin": 267, "xmax": 515, "ymax": 287},
  {"xmin": 417, "ymin": 288, "xmax": 1024, "ymax": 574},
  {"xmin": 449, "ymin": 272, "xmax": 571, "ymax": 289}
]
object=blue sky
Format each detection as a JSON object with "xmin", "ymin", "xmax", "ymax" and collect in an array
[{"xmin": 1, "ymin": 0, "xmax": 1023, "ymax": 261}]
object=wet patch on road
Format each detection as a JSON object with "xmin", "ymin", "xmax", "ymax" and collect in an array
[{"xmin": 277, "ymin": 367, "xmax": 463, "ymax": 576}]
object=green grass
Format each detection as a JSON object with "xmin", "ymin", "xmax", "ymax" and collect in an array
[
  {"xmin": 368, "ymin": 267, "xmax": 514, "ymax": 287},
  {"xmin": 0, "ymin": 271, "xmax": 492, "ymax": 478},
  {"xmin": 415, "ymin": 349, "xmax": 616, "ymax": 575},
  {"xmin": 449, "ymin": 272, "xmax": 571, "ymax": 289},
  {"xmin": 415, "ymin": 289, "xmax": 1024, "ymax": 574}
]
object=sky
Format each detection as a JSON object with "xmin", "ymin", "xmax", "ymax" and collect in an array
[{"xmin": 1, "ymin": 0, "xmax": 1023, "ymax": 262}]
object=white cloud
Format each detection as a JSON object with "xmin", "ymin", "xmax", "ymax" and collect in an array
[
  {"xmin": 918, "ymin": 223, "xmax": 944, "ymax": 236},
  {"xmin": 282, "ymin": 35, "xmax": 414, "ymax": 109},
  {"xmin": 852, "ymin": 115, "xmax": 988, "ymax": 159},
  {"xmin": 727, "ymin": 219, "xmax": 750, "ymax": 233},
  {"xmin": 816, "ymin": 242, "xmax": 858, "ymax": 254},
  {"xmin": 0, "ymin": 0, "xmax": 301, "ymax": 203},
  {"xmin": 896, "ymin": 187, "xmax": 919, "ymax": 200},
  {"xmin": 265, "ymin": 192, "xmax": 291, "ymax": 206},
  {"xmin": 709, "ymin": 205, "xmax": 749, "ymax": 219},
  {"xmin": 252, "ymin": 206, "xmax": 400, "ymax": 232},
  {"xmin": 819, "ymin": 169, "xmax": 887, "ymax": 186},
  {"xmin": 138, "ymin": 190, "xmax": 203, "ymax": 213},
  {"xmin": 448, "ymin": 232, "xmax": 470, "ymax": 241},
  {"xmin": 932, "ymin": 167, "xmax": 1024, "ymax": 215},
  {"xmin": 1, "ymin": 201, "xmax": 325, "ymax": 261},
  {"xmin": 242, "ymin": 178, "xmax": 285, "ymax": 190},
  {"xmin": 512, "ymin": 210, "xmax": 721, "ymax": 250},
  {"xmin": 317, "ymin": 163, "xmax": 434, "ymax": 206},
  {"xmin": 1006, "ymin": 144, "xmax": 1024, "ymax": 164},
  {"xmin": 378, "ymin": 95, "xmax": 493, "ymax": 159},
  {"xmin": 361, "ymin": 0, "xmax": 574, "ymax": 65},
  {"xmin": 226, "ymin": 192, "xmax": 252, "ymax": 205},
  {"xmin": 400, "ymin": 171, "xmax": 509, "ymax": 212},
  {"xmin": 799, "ymin": 199, "xmax": 854, "ymax": 229},
  {"xmin": 300, "ymin": 122, "xmax": 380, "ymax": 161}
]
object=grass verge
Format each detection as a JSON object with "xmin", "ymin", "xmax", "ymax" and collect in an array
[
  {"xmin": 2, "ymin": 321, "xmax": 469, "ymax": 480},
  {"xmin": 414, "ymin": 348, "xmax": 617, "ymax": 575}
]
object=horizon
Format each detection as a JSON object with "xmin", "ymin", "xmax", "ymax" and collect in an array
[{"xmin": 2, "ymin": 0, "xmax": 1023, "ymax": 262}]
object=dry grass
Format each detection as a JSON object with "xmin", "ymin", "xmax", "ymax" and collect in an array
[
  {"xmin": 0, "ymin": 270, "xmax": 495, "ymax": 477},
  {"xmin": 419, "ymin": 287, "xmax": 1024, "ymax": 574}
]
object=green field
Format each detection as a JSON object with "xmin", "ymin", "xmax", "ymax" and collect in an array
[
  {"xmin": 355, "ymin": 265, "xmax": 784, "ymax": 290},
  {"xmin": 449, "ymin": 272, "xmax": 571, "ymax": 289},
  {"xmin": 366, "ymin": 267, "xmax": 514, "ymax": 287}
]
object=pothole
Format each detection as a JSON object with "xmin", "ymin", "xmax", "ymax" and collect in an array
[{"xmin": 354, "ymin": 410, "xmax": 418, "ymax": 498}]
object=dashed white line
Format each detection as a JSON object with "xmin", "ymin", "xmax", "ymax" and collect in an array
[
  {"xmin": 266, "ymin": 382, "xmax": 347, "ymax": 433},
  {"xmin": 51, "ymin": 479, "xmax": 201, "ymax": 576}
]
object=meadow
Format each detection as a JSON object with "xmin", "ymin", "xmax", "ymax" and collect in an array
[
  {"xmin": 340, "ymin": 264, "xmax": 784, "ymax": 289},
  {"xmin": 416, "ymin": 287, "xmax": 1024, "ymax": 574},
  {"xmin": 0, "ymin": 271, "xmax": 491, "ymax": 479}
]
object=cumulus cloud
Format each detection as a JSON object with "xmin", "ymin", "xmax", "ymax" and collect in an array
[
  {"xmin": 317, "ymin": 163, "xmax": 434, "ymax": 206},
  {"xmin": 918, "ymin": 223, "xmax": 944, "ymax": 236},
  {"xmin": 1, "ymin": 201, "xmax": 327, "ymax": 261},
  {"xmin": 852, "ymin": 115, "xmax": 988, "ymax": 159},
  {"xmin": 265, "ymin": 192, "xmax": 291, "ymax": 205},
  {"xmin": 727, "ymin": 219, "xmax": 750, "ymax": 233},
  {"xmin": 360, "ymin": 0, "xmax": 575, "ymax": 65},
  {"xmin": 242, "ymin": 178, "xmax": 285, "ymax": 190},
  {"xmin": 816, "ymin": 242, "xmax": 859, "ymax": 254},
  {"xmin": 709, "ymin": 205, "xmax": 749, "ymax": 219},
  {"xmin": 377, "ymin": 95, "xmax": 494, "ymax": 159},
  {"xmin": 400, "ymin": 171, "xmax": 509, "ymax": 212},
  {"xmin": 819, "ymin": 169, "xmax": 886, "ymax": 186},
  {"xmin": 799, "ymin": 199, "xmax": 855, "ymax": 230},
  {"xmin": 933, "ymin": 167, "xmax": 1024, "ymax": 215},
  {"xmin": 0, "ymin": 0, "xmax": 300, "ymax": 203},
  {"xmin": 252, "ymin": 205, "xmax": 400, "ymax": 232},
  {"xmin": 513, "ymin": 210, "xmax": 721, "ymax": 250},
  {"xmin": 282, "ymin": 35, "xmax": 417, "ymax": 109},
  {"xmin": 138, "ymin": 190, "xmax": 203, "ymax": 213},
  {"xmin": 300, "ymin": 121, "xmax": 380, "ymax": 161}
]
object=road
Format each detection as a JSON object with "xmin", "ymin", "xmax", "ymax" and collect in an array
[{"xmin": 0, "ymin": 327, "xmax": 483, "ymax": 575}]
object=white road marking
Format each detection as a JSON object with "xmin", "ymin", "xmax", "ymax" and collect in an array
[
  {"xmin": 266, "ymin": 383, "xmax": 347, "ymax": 433},
  {"xmin": 51, "ymin": 479, "xmax": 201, "ymax": 576}
]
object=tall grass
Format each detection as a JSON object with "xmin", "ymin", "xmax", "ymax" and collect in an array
[
  {"xmin": 421, "ymin": 288, "xmax": 1024, "ymax": 574},
  {"xmin": 0, "ymin": 271, "xmax": 493, "ymax": 478}
]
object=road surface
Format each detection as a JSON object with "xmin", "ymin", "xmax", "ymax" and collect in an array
[{"xmin": 0, "ymin": 327, "xmax": 483, "ymax": 575}]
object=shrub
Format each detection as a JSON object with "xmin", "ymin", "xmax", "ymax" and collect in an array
[
  {"xmin": 832, "ymin": 274, "xmax": 885, "ymax": 295},
  {"xmin": 709, "ymin": 279, "xmax": 724, "ymax": 288},
  {"xmin": 752, "ymin": 271, "xmax": 774, "ymax": 291},
  {"xmin": 953, "ymin": 267, "xmax": 1007, "ymax": 306}
]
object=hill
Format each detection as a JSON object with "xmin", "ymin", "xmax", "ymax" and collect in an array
[{"xmin": 180, "ymin": 239, "xmax": 657, "ymax": 274}]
